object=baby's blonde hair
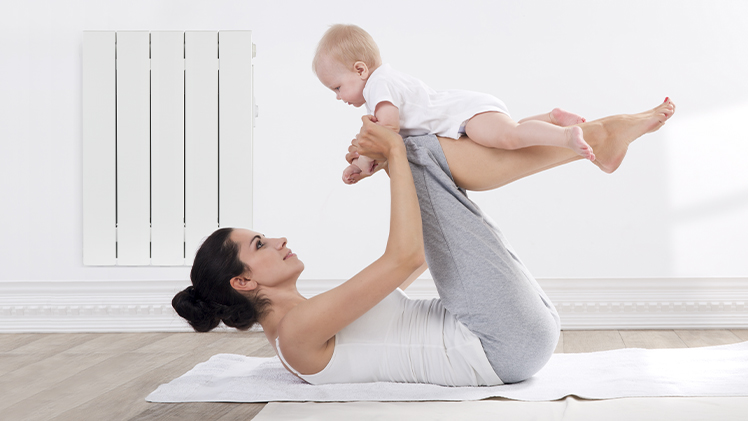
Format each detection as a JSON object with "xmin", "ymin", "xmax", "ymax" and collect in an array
[{"xmin": 313, "ymin": 24, "xmax": 382, "ymax": 75}]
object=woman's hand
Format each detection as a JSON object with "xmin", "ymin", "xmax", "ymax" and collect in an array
[
  {"xmin": 343, "ymin": 116, "xmax": 396, "ymax": 184},
  {"xmin": 352, "ymin": 115, "xmax": 405, "ymax": 163}
]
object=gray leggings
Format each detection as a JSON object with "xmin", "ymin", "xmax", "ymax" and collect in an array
[{"xmin": 405, "ymin": 134, "xmax": 560, "ymax": 384}]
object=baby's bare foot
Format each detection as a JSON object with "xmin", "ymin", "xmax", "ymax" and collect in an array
[
  {"xmin": 566, "ymin": 126, "xmax": 595, "ymax": 161},
  {"xmin": 342, "ymin": 163, "xmax": 362, "ymax": 184},
  {"xmin": 550, "ymin": 108, "xmax": 586, "ymax": 126},
  {"xmin": 357, "ymin": 155, "xmax": 379, "ymax": 176}
]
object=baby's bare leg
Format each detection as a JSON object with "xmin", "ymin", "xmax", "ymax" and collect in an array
[
  {"xmin": 442, "ymin": 99, "xmax": 676, "ymax": 191},
  {"xmin": 465, "ymin": 111, "xmax": 595, "ymax": 161},
  {"xmin": 518, "ymin": 108, "xmax": 586, "ymax": 126}
]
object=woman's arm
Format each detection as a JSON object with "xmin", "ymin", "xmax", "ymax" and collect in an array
[
  {"xmin": 277, "ymin": 116, "xmax": 424, "ymax": 374},
  {"xmin": 399, "ymin": 261, "xmax": 428, "ymax": 290}
]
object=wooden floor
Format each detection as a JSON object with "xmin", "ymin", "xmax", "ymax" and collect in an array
[{"xmin": 1, "ymin": 329, "xmax": 747, "ymax": 421}]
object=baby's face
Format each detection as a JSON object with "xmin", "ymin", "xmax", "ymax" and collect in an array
[{"xmin": 316, "ymin": 55, "xmax": 367, "ymax": 108}]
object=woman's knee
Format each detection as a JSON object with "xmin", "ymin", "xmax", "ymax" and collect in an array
[{"xmin": 491, "ymin": 320, "xmax": 560, "ymax": 383}]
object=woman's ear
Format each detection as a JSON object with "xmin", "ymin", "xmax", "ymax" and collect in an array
[
  {"xmin": 230, "ymin": 276, "xmax": 258, "ymax": 292},
  {"xmin": 353, "ymin": 61, "xmax": 369, "ymax": 79}
]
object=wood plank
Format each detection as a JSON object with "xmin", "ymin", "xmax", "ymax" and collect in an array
[
  {"xmin": 0, "ymin": 352, "xmax": 116, "ymax": 411},
  {"xmin": 1, "ymin": 351, "xmax": 184, "ymax": 421},
  {"xmin": 7, "ymin": 333, "xmax": 100, "ymax": 356},
  {"xmin": 730, "ymin": 329, "xmax": 748, "ymax": 341},
  {"xmin": 675, "ymin": 329, "xmax": 743, "ymax": 347},
  {"xmin": 216, "ymin": 403, "xmax": 267, "ymax": 421},
  {"xmin": 56, "ymin": 333, "xmax": 267, "ymax": 421},
  {"xmin": 131, "ymin": 402, "xmax": 266, "ymax": 421},
  {"xmin": 0, "ymin": 333, "xmax": 48, "ymax": 352},
  {"xmin": 62, "ymin": 332, "xmax": 170, "ymax": 354},
  {"xmin": 251, "ymin": 340, "xmax": 277, "ymax": 358},
  {"xmin": 133, "ymin": 332, "xmax": 219, "ymax": 354},
  {"xmin": 0, "ymin": 354, "xmax": 48, "ymax": 377},
  {"xmin": 134, "ymin": 331, "xmax": 259, "ymax": 354},
  {"xmin": 128, "ymin": 402, "xmax": 240, "ymax": 421},
  {"xmin": 619, "ymin": 330, "xmax": 687, "ymax": 349},
  {"xmin": 554, "ymin": 331, "xmax": 564, "ymax": 353},
  {"xmin": 562, "ymin": 330, "xmax": 625, "ymax": 353}
]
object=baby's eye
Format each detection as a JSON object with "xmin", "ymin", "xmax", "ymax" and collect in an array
[{"xmin": 334, "ymin": 87, "xmax": 340, "ymax": 91}]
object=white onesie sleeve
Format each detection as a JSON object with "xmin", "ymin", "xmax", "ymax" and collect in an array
[{"xmin": 363, "ymin": 71, "xmax": 402, "ymax": 115}]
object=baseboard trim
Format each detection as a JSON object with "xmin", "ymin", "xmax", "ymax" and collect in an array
[{"xmin": 1, "ymin": 278, "xmax": 746, "ymax": 332}]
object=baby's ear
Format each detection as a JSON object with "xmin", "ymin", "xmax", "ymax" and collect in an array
[{"xmin": 354, "ymin": 61, "xmax": 369, "ymax": 79}]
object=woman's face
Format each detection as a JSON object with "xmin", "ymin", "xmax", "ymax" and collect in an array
[{"xmin": 230, "ymin": 228, "xmax": 304, "ymax": 289}]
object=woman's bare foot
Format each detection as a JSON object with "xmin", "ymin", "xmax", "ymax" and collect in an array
[
  {"xmin": 587, "ymin": 98, "xmax": 676, "ymax": 173},
  {"xmin": 565, "ymin": 126, "xmax": 595, "ymax": 161},
  {"xmin": 550, "ymin": 108, "xmax": 586, "ymax": 126}
]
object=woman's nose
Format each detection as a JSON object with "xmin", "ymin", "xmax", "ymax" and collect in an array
[{"xmin": 276, "ymin": 237, "xmax": 288, "ymax": 249}]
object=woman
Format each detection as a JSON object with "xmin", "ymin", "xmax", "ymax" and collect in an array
[{"xmin": 173, "ymin": 99, "xmax": 676, "ymax": 386}]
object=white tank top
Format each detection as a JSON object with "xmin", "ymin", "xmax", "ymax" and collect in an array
[{"xmin": 275, "ymin": 289, "xmax": 503, "ymax": 386}]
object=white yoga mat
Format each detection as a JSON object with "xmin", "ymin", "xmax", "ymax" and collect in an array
[{"xmin": 147, "ymin": 341, "xmax": 748, "ymax": 403}]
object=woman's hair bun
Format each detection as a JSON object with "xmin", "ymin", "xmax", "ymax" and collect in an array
[{"xmin": 172, "ymin": 286, "xmax": 221, "ymax": 332}]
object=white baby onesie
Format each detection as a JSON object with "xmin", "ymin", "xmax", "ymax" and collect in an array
[{"xmin": 363, "ymin": 64, "xmax": 510, "ymax": 139}]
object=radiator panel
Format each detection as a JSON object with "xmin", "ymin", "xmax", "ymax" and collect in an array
[
  {"xmin": 82, "ymin": 30, "xmax": 254, "ymax": 266},
  {"xmin": 218, "ymin": 31, "xmax": 254, "ymax": 230},
  {"xmin": 82, "ymin": 31, "xmax": 117, "ymax": 266},
  {"xmin": 116, "ymin": 31, "xmax": 151, "ymax": 266},
  {"xmin": 151, "ymin": 31, "xmax": 186, "ymax": 265},
  {"xmin": 184, "ymin": 31, "xmax": 219, "ymax": 265}
]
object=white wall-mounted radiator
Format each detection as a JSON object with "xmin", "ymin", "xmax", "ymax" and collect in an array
[{"xmin": 82, "ymin": 31, "xmax": 255, "ymax": 266}]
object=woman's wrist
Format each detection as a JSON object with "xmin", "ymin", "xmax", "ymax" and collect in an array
[{"xmin": 385, "ymin": 144, "xmax": 406, "ymax": 162}]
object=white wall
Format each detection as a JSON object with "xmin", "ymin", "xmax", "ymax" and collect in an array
[{"xmin": 1, "ymin": 0, "xmax": 747, "ymax": 287}]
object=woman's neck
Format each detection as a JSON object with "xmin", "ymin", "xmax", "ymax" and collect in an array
[{"xmin": 259, "ymin": 287, "xmax": 307, "ymax": 343}]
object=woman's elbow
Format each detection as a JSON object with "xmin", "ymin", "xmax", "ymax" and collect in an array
[
  {"xmin": 412, "ymin": 249, "xmax": 426, "ymax": 269},
  {"xmin": 397, "ymin": 248, "xmax": 425, "ymax": 272}
]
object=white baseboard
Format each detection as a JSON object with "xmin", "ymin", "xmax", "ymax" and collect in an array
[{"xmin": 1, "ymin": 278, "xmax": 746, "ymax": 333}]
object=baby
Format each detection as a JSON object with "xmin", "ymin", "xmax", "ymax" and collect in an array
[{"xmin": 313, "ymin": 24, "xmax": 594, "ymax": 184}]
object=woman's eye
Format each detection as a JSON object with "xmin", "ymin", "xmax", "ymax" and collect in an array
[{"xmin": 256, "ymin": 240, "xmax": 264, "ymax": 249}]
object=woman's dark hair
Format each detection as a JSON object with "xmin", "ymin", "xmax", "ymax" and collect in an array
[{"xmin": 172, "ymin": 228, "xmax": 270, "ymax": 332}]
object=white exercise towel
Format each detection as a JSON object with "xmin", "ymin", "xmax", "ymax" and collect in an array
[{"xmin": 147, "ymin": 341, "xmax": 748, "ymax": 402}]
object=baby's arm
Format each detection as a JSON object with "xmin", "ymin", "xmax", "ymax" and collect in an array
[{"xmin": 373, "ymin": 101, "xmax": 400, "ymax": 133}]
